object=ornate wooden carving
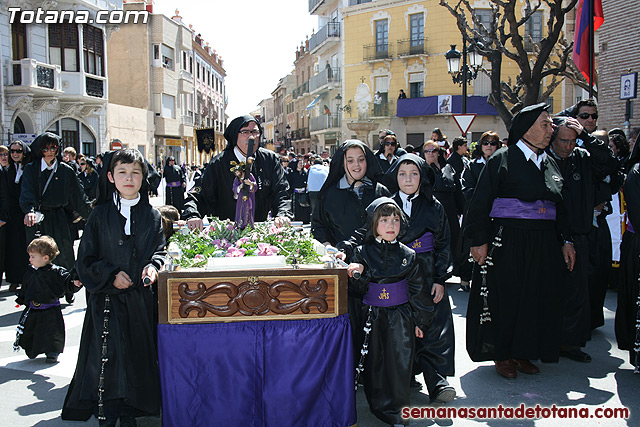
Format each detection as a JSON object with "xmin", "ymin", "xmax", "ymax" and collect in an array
[{"xmin": 158, "ymin": 268, "xmax": 347, "ymax": 324}]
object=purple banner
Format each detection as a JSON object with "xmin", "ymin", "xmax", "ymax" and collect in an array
[
  {"xmin": 490, "ymin": 198, "xmax": 557, "ymax": 221},
  {"xmin": 363, "ymin": 280, "xmax": 409, "ymax": 307},
  {"xmin": 157, "ymin": 315, "xmax": 356, "ymax": 427},
  {"xmin": 409, "ymin": 231, "xmax": 435, "ymax": 253},
  {"xmin": 396, "ymin": 95, "xmax": 498, "ymax": 117}
]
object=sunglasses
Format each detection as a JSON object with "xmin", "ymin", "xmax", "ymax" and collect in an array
[
  {"xmin": 79, "ymin": 162, "xmax": 86, "ymax": 166},
  {"xmin": 424, "ymin": 148, "xmax": 438, "ymax": 153},
  {"xmin": 0, "ymin": 153, "xmax": 7, "ymax": 157},
  {"xmin": 578, "ymin": 112, "xmax": 598, "ymax": 120},
  {"xmin": 41, "ymin": 145, "xmax": 59, "ymax": 152},
  {"xmin": 482, "ymin": 140, "xmax": 499, "ymax": 146},
  {"xmin": 384, "ymin": 141, "xmax": 397, "ymax": 146},
  {"xmin": 281, "ymin": 161, "xmax": 289, "ymax": 164},
  {"xmin": 10, "ymin": 149, "xmax": 23, "ymax": 154}
]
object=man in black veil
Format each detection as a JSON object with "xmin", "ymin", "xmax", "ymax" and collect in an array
[{"xmin": 183, "ymin": 115, "xmax": 291, "ymax": 229}]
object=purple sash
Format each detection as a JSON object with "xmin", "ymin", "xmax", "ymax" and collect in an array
[
  {"xmin": 29, "ymin": 300, "xmax": 61, "ymax": 310},
  {"xmin": 166, "ymin": 181, "xmax": 182, "ymax": 188},
  {"xmin": 628, "ymin": 222, "xmax": 635, "ymax": 234},
  {"xmin": 363, "ymin": 280, "xmax": 409, "ymax": 307},
  {"xmin": 490, "ymin": 198, "xmax": 556, "ymax": 221},
  {"xmin": 409, "ymin": 232, "xmax": 434, "ymax": 253}
]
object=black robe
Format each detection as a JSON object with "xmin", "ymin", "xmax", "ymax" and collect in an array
[
  {"xmin": 183, "ymin": 148, "xmax": 290, "ymax": 222},
  {"xmin": 4, "ymin": 165, "xmax": 29, "ymax": 283},
  {"xmin": 0, "ymin": 167, "xmax": 7, "ymax": 281},
  {"xmin": 78, "ymin": 171, "xmax": 98, "ymax": 200},
  {"xmin": 550, "ymin": 134, "xmax": 616, "ymax": 347},
  {"xmin": 20, "ymin": 161, "xmax": 91, "ymax": 270},
  {"xmin": 163, "ymin": 163, "xmax": 185, "ymax": 212},
  {"xmin": 431, "ymin": 163, "xmax": 465, "ymax": 273},
  {"xmin": 463, "ymin": 144, "xmax": 567, "ymax": 362},
  {"xmin": 350, "ymin": 239, "xmax": 433, "ymax": 425},
  {"xmin": 615, "ymin": 162, "xmax": 640, "ymax": 363},
  {"xmin": 16, "ymin": 264, "xmax": 77, "ymax": 358},
  {"xmin": 62, "ymin": 198, "xmax": 165, "ymax": 421}
]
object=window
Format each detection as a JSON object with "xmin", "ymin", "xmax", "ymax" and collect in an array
[
  {"xmin": 153, "ymin": 44, "xmax": 159, "ymax": 60},
  {"xmin": 49, "ymin": 24, "xmax": 78, "ymax": 71},
  {"xmin": 475, "ymin": 9, "xmax": 493, "ymax": 31},
  {"xmin": 162, "ymin": 93, "xmax": 175, "ymax": 118},
  {"xmin": 525, "ymin": 11, "xmax": 543, "ymax": 50},
  {"xmin": 12, "ymin": 16, "xmax": 27, "ymax": 60},
  {"xmin": 409, "ymin": 72, "xmax": 424, "ymax": 98},
  {"xmin": 409, "ymin": 13, "xmax": 424, "ymax": 51},
  {"xmin": 406, "ymin": 133, "xmax": 424, "ymax": 148},
  {"xmin": 83, "ymin": 25, "xmax": 103, "ymax": 76},
  {"xmin": 189, "ymin": 56, "xmax": 193, "ymax": 74},
  {"xmin": 375, "ymin": 19, "xmax": 388, "ymax": 58},
  {"xmin": 161, "ymin": 44, "xmax": 174, "ymax": 70}
]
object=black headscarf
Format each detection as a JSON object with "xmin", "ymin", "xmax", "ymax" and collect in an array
[
  {"xmin": 384, "ymin": 153, "xmax": 435, "ymax": 201},
  {"xmin": 8, "ymin": 139, "xmax": 32, "ymax": 167},
  {"xmin": 628, "ymin": 138, "xmax": 640, "ymax": 169},
  {"xmin": 319, "ymin": 139, "xmax": 383, "ymax": 195},
  {"xmin": 362, "ymin": 197, "xmax": 408, "ymax": 243},
  {"xmin": 507, "ymin": 102, "xmax": 550, "ymax": 146},
  {"xmin": 30, "ymin": 132, "xmax": 63, "ymax": 162},
  {"xmin": 222, "ymin": 115, "xmax": 263, "ymax": 152},
  {"xmin": 164, "ymin": 156, "xmax": 176, "ymax": 168}
]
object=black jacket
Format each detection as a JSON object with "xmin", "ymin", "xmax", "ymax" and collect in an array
[
  {"xmin": 182, "ymin": 148, "xmax": 291, "ymax": 222},
  {"xmin": 16, "ymin": 264, "xmax": 77, "ymax": 306}
]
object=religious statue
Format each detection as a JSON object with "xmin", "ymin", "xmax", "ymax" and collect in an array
[{"xmin": 354, "ymin": 83, "xmax": 373, "ymax": 120}]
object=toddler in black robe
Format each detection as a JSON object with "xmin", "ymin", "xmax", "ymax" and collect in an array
[
  {"xmin": 14, "ymin": 236, "xmax": 80, "ymax": 363},
  {"xmin": 62, "ymin": 149, "xmax": 166, "ymax": 427},
  {"xmin": 347, "ymin": 197, "xmax": 434, "ymax": 426}
]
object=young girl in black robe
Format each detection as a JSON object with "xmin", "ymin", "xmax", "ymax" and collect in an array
[
  {"xmin": 14, "ymin": 236, "xmax": 79, "ymax": 363},
  {"xmin": 62, "ymin": 149, "xmax": 166, "ymax": 426},
  {"xmin": 347, "ymin": 198, "xmax": 433, "ymax": 426}
]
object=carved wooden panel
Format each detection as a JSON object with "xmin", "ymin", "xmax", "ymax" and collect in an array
[{"xmin": 158, "ymin": 268, "xmax": 348, "ymax": 324}]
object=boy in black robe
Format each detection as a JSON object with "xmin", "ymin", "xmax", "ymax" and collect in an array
[
  {"xmin": 15, "ymin": 236, "xmax": 80, "ymax": 363},
  {"xmin": 62, "ymin": 149, "xmax": 165, "ymax": 426}
]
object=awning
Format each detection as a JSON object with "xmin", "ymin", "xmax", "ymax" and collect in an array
[{"xmin": 306, "ymin": 95, "xmax": 322, "ymax": 110}]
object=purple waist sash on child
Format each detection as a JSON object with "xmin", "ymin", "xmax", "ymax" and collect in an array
[
  {"xmin": 29, "ymin": 300, "xmax": 60, "ymax": 310},
  {"xmin": 409, "ymin": 232, "xmax": 434, "ymax": 253},
  {"xmin": 166, "ymin": 181, "xmax": 182, "ymax": 188},
  {"xmin": 489, "ymin": 197, "xmax": 556, "ymax": 221},
  {"xmin": 363, "ymin": 279, "xmax": 409, "ymax": 307}
]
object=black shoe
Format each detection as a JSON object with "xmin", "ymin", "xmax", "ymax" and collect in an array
[
  {"xmin": 9, "ymin": 284, "xmax": 19, "ymax": 293},
  {"xmin": 459, "ymin": 281, "xmax": 470, "ymax": 292},
  {"xmin": 432, "ymin": 386, "xmax": 456, "ymax": 403},
  {"xmin": 560, "ymin": 349, "xmax": 592, "ymax": 363},
  {"xmin": 410, "ymin": 377, "xmax": 422, "ymax": 390},
  {"xmin": 119, "ymin": 416, "xmax": 137, "ymax": 427},
  {"xmin": 45, "ymin": 355, "xmax": 58, "ymax": 364},
  {"xmin": 65, "ymin": 294, "xmax": 75, "ymax": 305}
]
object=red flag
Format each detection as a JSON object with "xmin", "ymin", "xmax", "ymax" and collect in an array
[{"xmin": 573, "ymin": 0, "xmax": 604, "ymax": 84}]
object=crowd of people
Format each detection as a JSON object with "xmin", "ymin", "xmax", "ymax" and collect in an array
[{"xmin": 0, "ymin": 104, "xmax": 639, "ymax": 426}]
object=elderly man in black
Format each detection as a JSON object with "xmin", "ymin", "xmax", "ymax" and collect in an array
[
  {"xmin": 548, "ymin": 116, "xmax": 617, "ymax": 363},
  {"xmin": 464, "ymin": 103, "xmax": 575, "ymax": 379},
  {"xmin": 183, "ymin": 115, "xmax": 291, "ymax": 230}
]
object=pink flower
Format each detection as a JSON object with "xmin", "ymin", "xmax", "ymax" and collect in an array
[
  {"xmin": 194, "ymin": 254, "xmax": 205, "ymax": 262},
  {"xmin": 226, "ymin": 247, "xmax": 246, "ymax": 257},
  {"xmin": 268, "ymin": 225, "xmax": 280, "ymax": 234},
  {"xmin": 237, "ymin": 237, "xmax": 249, "ymax": 245},
  {"xmin": 257, "ymin": 243, "xmax": 279, "ymax": 256},
  {"xmin": 226, "ymin": 224, "xmax": 235, "ymax": 231}
]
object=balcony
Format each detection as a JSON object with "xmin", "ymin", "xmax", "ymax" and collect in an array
[
  {"xmin": 397, "ymin": 38, "xmax": 427, "ymax": 57},
  {"xmin": 86, "ymin": 76, "xmax": 104, "ymax": 98},
  {"xmin": 364, "ymin": 43, "xmax": 393, "ymax": 61},
  {"xmin": 309, "ymin": 67, "xmax": 340, "ymax": 93},
  {"xmin": 6, "ymin": 59, "xmax": 62, "ymax": 94},
  {"xmin": 310, "ymin": 114, "xmax": 340, "ymax": 132},
  {"xmin": 370, "ymin": 101, "xmax": 394, "ymax": 118},
  {"xmin": 309, "ymin": 22, "xmax": 340, "ymax": 53}
]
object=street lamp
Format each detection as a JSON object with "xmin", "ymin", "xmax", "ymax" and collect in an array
[
  {"xmin": 285, "ymin": 124, "xmax": 291, "ymax": 150},
  {"xmin": 445, "ymin": 38, "xmax": 484, "ymax": 114},
  {"xmin": 275, "ymin": 128, "xmax": 280, "ymax": 143}
]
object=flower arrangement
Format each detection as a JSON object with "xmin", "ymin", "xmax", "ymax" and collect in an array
[{"xmin": 168, "ymin": 217, "xmax": 322, "ymax": 268}]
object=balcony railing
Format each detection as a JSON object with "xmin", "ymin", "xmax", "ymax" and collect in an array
[
  {"xmin": 86, "ymin": 76, "xmax": 104, "ymax": 98},
  {"xmin": 309, "ymin": 22, "xmax": 340, "ymax": 52},
  {"xmin": 397, "ymin": 38, "xmax": 427, "ymax": 56},
  {"xmin": 309, "ymin": 67, "xmax": 340, "ymax": 93},
  {"xmin": 8, "ymin": 59, "xmax": 61, "ymax": 91},
  {"xmin": 371, "ymin": 101, "xmax": 394, "ymax": 118},
  {"xmin": 364, "ymin": 43, "xmax": 392, "ymax": 61},
  {"xmin": 310, "ymin": 114, "xmax": 340, "ymax": 132}
]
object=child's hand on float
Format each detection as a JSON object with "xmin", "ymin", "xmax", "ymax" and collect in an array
[
  {"xmin": 141, "ymin": 266, "xmax": 158, "ymax": 286},
  {"xmin": 347, "ymin": 263, "xmax": 364, "ymax": 278}
]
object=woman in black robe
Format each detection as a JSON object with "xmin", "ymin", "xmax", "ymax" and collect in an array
[
  {"xmin": 422, "ymin": 140, "xmax": 465, "ymax": 275},
  {"xmin": 19, "ymin": 133, "xmax": 91, "ymax": 271},
  {"xmin": 615, "ymin": 143, "xmax": 640, "ymax": 371},
  {"xmin": 62, "ymin": 149, "xmax": 165, "ymax": 425},
  {"xmin": 77, "ymin": 154, "xmax": 98, "ymax": 201},
  {"xmin": 287, "ymin": 159, "xmax": 310, "ymax": 222},
  {"xmin": 5, "ymin": 140, "xmax": 31, "ymax": 291},
  {"xmin": 163, "ymin": 156, "xmax": 185, "ymax": 212},
  {"xmin": 463, "ymin": 104, "xmax": 575, "ymax": 377}
]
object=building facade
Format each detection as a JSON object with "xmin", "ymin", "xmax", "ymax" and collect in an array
[
  {"xmin": 291, "ymin": 40, "xmax": 315, "ymax": 154},
  {"xmin": 2, "ymin": 0, "xmax": 120, "ymax": 153}
]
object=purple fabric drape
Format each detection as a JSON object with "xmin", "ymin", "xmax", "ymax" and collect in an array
[
  {"xmin": 396, "ymin": 95, "xmax": 499, "ymax": 117},
  {"xmin": 157, "ymin": 314, "xmax": 356, "ymax": 427}
]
